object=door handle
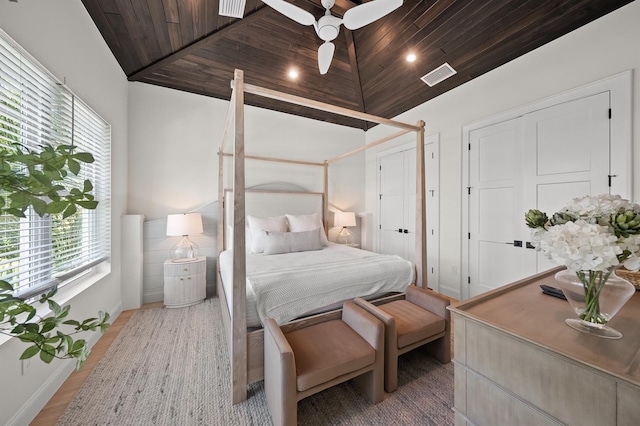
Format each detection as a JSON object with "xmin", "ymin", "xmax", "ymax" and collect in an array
[
  {"xmin": 398, "ymin": 228, "xmax": 403, "ymax": 233},
  {"xmin": 505, "ymin": 240, "xmax": 523, "ymax": 247}
]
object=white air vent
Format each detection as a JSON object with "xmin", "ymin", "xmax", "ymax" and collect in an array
[
  {"xmin": 219, "ymin": 0, "xmax": 247, "ymax": 19},
  {"xmin": 420, "ymin": 63, "xmax": 457, "ymax": 87}
]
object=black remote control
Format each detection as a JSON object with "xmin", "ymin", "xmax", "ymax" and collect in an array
[{"xmin": 540, "ymin": 284, "xmax": 567, "ymax": 300}]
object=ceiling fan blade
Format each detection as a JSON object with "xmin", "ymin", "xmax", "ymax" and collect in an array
[
  {"xmin": 343, "ymin": 0, "xmax": 403, "ymax": 30},
  {"xmin": 318, "ymin": 42, "xmax": 335, "ymax": 75},
  {"xmin": 261, "ymin": 0, "xmax": 316, "ymax": 26}
]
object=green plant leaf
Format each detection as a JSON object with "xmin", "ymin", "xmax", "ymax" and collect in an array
[
  {"xmin": 18, "ymin": 332, "xmax": 41, "ymax": 343},
  {"xmin": 31, "ymin": 196, "xmax": 48, "ymax": 217},
  {"xmin": 70, "ymin": 339, "xmax": 86, "ymax": 354},
  {"xmin": 72, "ymin": 152, "xmax": 94, "ymax": 163},
  {"xmin": 0, "ymin": 280, "xmax": 13, "ymax": 292},
  {"xmin": 62, "ymin": 203, "xmax": 77, "ymax": 218},
  {"xmin": 41, "ymin": 321, "xmax": 57, "ymax": 333},
  {"xmin": 45, "ymin": 201, "xmax": 68, "ymax": 214},
  {"xmin": 20, "ymin": 345, "xmax": 40, "ymax": 360},
  {"xmin": 83, "ymin": 179, "xmax": 93, "ymax": 192},
  {"xmin": 24, "ymin": 323, "xmax": 39, "ymax": 334},
  {"xmin": 40, "ymin": 344, "xmax": 55, "ymax": 363},
  {"xmin": 67, "ymin": 158, "xmax": 80, "ymax": 175},
  {"xmin": 48, "ymin": 299, "xmax": 62, "ymax": 316},
  {"xmin": 76, "ymin": 201, "xmax": 98, "ymax": 210}
]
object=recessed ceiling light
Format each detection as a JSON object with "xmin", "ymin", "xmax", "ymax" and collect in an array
[
  {"xmin": 288, "ymin": 69, "xmax": 299, "ymax": 79},
  {"xmin": 406, "ymin": 53, "xmax": 417, "ymax": 63}
]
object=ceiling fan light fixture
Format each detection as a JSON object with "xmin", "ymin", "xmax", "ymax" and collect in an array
[
  {"xmin": 219, "ymin": 0, "xmax": 247, "ymax": 19},
  {"xmin": 421, "ymin": 62, "xmax": 457, "ymax": 87}
]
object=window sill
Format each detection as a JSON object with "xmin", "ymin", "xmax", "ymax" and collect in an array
[{"xmin": 0, "ymin": 263, "xmax": 111, "ymax": 347}]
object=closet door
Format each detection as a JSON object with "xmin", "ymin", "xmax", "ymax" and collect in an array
[
  {"xmin": 468, "ymin": 92, "xmax": 611, "ymax": 297},
  {"xmin": 468, "ymin": 118, "xmax": 525, "ymax": 297},
  {"xmin": 378, "ymin": 135, "xmax": 441, "ymax": 290},
  {"xmin": 523, "ymin": 91, "xmax": 611, "ymax": 273},
  {"xmin": 379, "ymin": 151, "xmax": 405, "ymax": 257}
]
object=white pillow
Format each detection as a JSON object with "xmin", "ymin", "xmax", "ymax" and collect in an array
[
  {"xmin": 246, "ymin": 215, "xmax": 287, "ymax": 253},
  {"xmin": 262, "ymin": 229, "xmax": 322, "ymax": 255},
  {"xmin": 286, "ymin": 213, "xmax": 329, "ymax": 246}
]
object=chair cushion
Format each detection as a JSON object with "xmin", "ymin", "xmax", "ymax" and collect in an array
[
  {"xmin": 379, "ymin": 300, "xmax": 446, "ymax": 349},
  {"xmin": 285, "ymin": 320, "xmax": 375, "ymax": 392}
]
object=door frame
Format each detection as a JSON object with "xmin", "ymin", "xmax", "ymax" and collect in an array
[
  {"xmin": 461, "ymin": 71, "xmax": 632, "ymax": 300},
  {"xmin": 376, "ymin": 133, "xmax": 441, "ymax": 291}
]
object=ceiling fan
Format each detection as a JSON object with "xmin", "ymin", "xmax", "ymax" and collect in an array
[{"xmin": 262, "ymin": 0, "xmax": 403, "ymax": 75}]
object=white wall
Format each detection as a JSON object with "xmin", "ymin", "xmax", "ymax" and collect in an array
[
  {"xmin": 365, "ymin": 1, "xmax": 640, "ymax": 299},
  {"xmin": 128, "ymin": 83, "xmax": 366, "ymax": 302},
  {"xmin": 0, "ymin": 1, "xmax": 128, "ymax": 424}
]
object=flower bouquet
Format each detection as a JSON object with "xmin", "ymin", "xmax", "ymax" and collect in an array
[{"xmin": 525, "ymin": 194, "xmax": 640, "ymax": 338}]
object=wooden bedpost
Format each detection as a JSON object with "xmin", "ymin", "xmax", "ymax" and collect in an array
[
  {"xmin": 415, "ymin": 120, "xmax": 428, "ymax": 288},
  {"xmin": 231, "ymin": 69, "xmax": 248, "ymax": 404},
  {"xmin": 217, "ymin": 149, "xmax": 224, "ymax": 255},
  {"xmin": 323, "ymin": 161, "xmax": 329, "ymax": 239}
]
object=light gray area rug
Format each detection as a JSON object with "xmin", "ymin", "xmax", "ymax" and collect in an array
[{"xmin": 57, "ymin": 298, "xmax": 454, "ymax": 425}]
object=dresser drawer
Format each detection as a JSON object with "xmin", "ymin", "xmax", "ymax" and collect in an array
[{"xmin": 164, "ymin": 257, "xmax": 206, "ymax": 276}]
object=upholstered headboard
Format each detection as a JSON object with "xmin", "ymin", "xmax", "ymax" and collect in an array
[{"xmin": 223, "ymin": 184, "xmax": 324, "ymax": 250}]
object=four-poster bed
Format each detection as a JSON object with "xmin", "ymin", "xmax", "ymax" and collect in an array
[{"xmin": 217, "ymin": 69, "xmax": 427, "ymax": 403}]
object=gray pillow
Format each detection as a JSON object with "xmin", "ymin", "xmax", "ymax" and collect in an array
[{"xmin": 262, "ymin": 229, "xmax": 323, "ymax": 255}]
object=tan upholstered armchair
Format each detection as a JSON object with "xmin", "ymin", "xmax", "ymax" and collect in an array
[
  {"xmin": 263, "ymin": 300, "xmax": 384, "ymax": 426},
  {"xmin": 355, "ymin": 285, "xmax": 451, "ymax": 392}
]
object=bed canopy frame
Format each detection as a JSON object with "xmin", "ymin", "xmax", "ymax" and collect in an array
[{"xmin": 217, "ymin": 69, "xmax": 427, "ymax": 403}]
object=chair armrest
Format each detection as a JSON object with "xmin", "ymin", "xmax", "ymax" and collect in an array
[
  {"xmin": 263, "ymin": 318, "xmax": 297, "ymax": 424},
  {"xmin": 354, "ymin": 297, "xmax": 395, "ymax": 327},
  {"xmin": 406, "ymin": 285, "xmax": 450, "ymax": 319},
  {"xmin": 342, "ymin": 300, "xmax": 384, "ymax": 351},
  {"xmin": 263, "ymin": 318, "xmax": 296, "ymax": 388}
]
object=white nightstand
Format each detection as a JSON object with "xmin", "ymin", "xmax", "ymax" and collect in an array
[{"xmin": 164, "ymin": 256, "xmax": 206, "ymax": 308}]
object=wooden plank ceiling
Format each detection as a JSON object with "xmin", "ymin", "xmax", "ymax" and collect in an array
[{"xmin": 82, "ymin": 0, "xmax": 633, "ymax": 130}]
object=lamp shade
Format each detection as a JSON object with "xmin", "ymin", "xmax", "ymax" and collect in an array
[
  {"xmin": 334, "ymin": 211, "xmax": 356, "ymax": 228},
  {"xmin": 166, "ymin": 213, "xmax": 203, "ymax": 236}
]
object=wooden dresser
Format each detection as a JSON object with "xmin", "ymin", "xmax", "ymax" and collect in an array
[{"xmin": 449, "ymin": 268, "xmax": 640, "ymax": 426}]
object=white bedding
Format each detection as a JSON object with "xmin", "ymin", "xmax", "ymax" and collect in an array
[{"xmin": 219, "ymin": 243, "xmax": 414, "ymax": 327}]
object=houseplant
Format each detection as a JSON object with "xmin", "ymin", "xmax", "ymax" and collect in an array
[
  {"xmin": 525, "ymin": 194, "xmax": 640, "ymax": 339},
  {"xmin": 0, "ymin": 142, "xmax": 110, "ymax": 368}
]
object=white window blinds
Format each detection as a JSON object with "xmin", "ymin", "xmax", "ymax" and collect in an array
[{"xmin": 0, "ymin": 29, "xmax": 111, "ymax": 299}]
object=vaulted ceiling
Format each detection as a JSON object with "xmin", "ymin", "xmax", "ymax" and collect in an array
[{"xmin": 82, "ymin": 0, "xmax": 633, "ymax": 130}]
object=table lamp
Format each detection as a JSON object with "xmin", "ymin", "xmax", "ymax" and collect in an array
[
  {"xmin": 166, "ymin": 212, "xmax": 203, "ymax": 261},
  {"xmin": 334, "ymin": 211, "xmax": 356, "ymax": 245}
]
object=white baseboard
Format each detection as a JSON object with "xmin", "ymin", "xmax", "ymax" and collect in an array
[
  {"xmin": 8, "ymin": 300, "xmax": 123, "ymax": 426},
  {"xmin": 440, "ymin": 285, "xmax": 461, "ymax": 301}
]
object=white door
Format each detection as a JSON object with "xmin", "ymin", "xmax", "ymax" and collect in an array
[
  {"xmin": 468, "ymin": 118, "xmax": 526, "ymax": 297},
  {"xmin": 378, "ymin": 135, "xmax": 441, "ymax": 290},
  {"xmin": 425, "ymin": 139, "xmax": 440, "ymax": 290},
  {"xmin": 523, "ymin": 92, "xmax": 611, "ymax": 273},
  {"xmin": 468, "ymin": 92, "xmax": 611, "ymax": 296},
  {"xmin": 379, "ymin": 151, "xmax": 405, "ymax": 257}
]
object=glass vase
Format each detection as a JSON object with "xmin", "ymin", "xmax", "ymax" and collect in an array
[{"xmin": 554, "ymin": 268, "xmax": 635, "ymax": 339}]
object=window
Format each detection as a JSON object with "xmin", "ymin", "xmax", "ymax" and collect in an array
[{"xmin": 0, "ymin": 29, "xmax": 111, "ymax": 298}]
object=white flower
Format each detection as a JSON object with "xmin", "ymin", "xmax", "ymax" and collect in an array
[
  {"xmin": 536, "ymin": 220, "xmax": 622, "ymax": 272},
  {"xmin": 528, "ymin": 194, "xmax": 640, "ymax": 272}
]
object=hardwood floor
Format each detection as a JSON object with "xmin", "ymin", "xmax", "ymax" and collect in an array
[{"xmin": 30, "ymin": 302, "xmax": 163, "ymax": 426}]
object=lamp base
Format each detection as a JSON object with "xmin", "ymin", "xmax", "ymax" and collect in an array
[
  {"xmin": 170, "ymin": 236, "xmax": 199, "ymax": 260},
  {"xmin": 336, "ymin": 227, "xmax": 354, "ymax": 245}
]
